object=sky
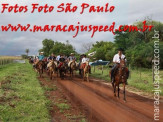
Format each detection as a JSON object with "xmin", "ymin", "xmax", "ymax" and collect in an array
[{"xmin": 0, "ymin": 0, "xmax": 163, "ymax": 55}]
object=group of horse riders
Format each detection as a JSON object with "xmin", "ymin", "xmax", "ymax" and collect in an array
[
  {"xmin": 31, "ymin": 52, "xmax": 91, "ymax": 74},
  {"xmin": 29, "ymin": 48, "xmax": 129, "ymax": 100},
  {"xmin": 30, "ymin": 47, "xmax": 129, "ymax": 83}
]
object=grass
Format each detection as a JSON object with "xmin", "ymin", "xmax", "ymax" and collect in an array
[
  {"xmin": 44, "ymin": 85, "xmax": 58, "ymax": 91},
  {"xmin": 55, "ymin": 103, "xmax": 70, "ymax": 113},
  {"xmin": 0, "ymin": 62, "xmax": 50, "ymax": 122},
  {"xmin": 90, "ymin": 66, "xmax": 163, "ymax": 95}
]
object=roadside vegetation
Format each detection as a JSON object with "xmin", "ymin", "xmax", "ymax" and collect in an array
[
  {"xmin": 0, "ymin": 62, "xmax": 50, "ymax": 122},
  {"xmin": 90, "ymin": 66, "xmax": 163, "ymax": 95},
  {"xmin": 0, "ymin": 56, "xmax": 21, "ymax": 66}
]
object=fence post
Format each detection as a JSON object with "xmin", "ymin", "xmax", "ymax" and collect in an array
[{"xmin": 102, "ymin": 65, "xmax": 103, "ymax": 74}]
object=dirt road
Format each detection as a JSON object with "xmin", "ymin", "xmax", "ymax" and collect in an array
[{"xmin": 43, "ymin": 74, "xmax": 163, "ymax": 122}]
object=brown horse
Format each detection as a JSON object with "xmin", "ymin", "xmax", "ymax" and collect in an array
[
  {"xmin": 69, "ymin": 61, "xmax": 77, "ymax": 78},
  {"xmin": 36, "ymin": 61, "xmax": 44, "ymax": 78},
  {"xmin": 110, "ymin": 58, "xmax": 128, "ymax": 101},
  {"xmin": 81, "ymin": 62, "xmax": 89, "ymax": 82}
]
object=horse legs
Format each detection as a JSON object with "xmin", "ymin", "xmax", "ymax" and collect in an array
[
  {"xmin": 118, "ymin": 84, "xmax": 120, "ymax": 98},
  {"xmin": 114, "ymin": 84, "xmax": 116, "ymax": 97},
  {"xmin": 50, "ymin": 70, "xmax": 52, "ymax": 80},
  {"xmin": 57, "ymin": 69, "xmax": 59, "ymax": 77},
  {"xmin": 123, "ymin": 83, "xmax": 126, "ymax": 101},
  {"xmin": 39, "ymin": 69, "xmax": 42, "ymax": 78},
  {"xmin": 83, "ymin": 71, "xmax": 85, "ymax": 81},
  {"xmin": 87, "ymin": 73, "xmax": 89, "ymax": 82}
]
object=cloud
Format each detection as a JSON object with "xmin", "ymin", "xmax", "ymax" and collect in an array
[{"xmin": 0, "ymin": 0, "xmax": 163, "ymax": 55}]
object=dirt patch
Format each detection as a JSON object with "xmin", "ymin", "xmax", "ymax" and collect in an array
[{"xmin": 38, "ymin": 73, "xmax": 88, "ymax": 122}]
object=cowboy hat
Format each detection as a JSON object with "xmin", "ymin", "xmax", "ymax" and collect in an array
[{"xmin": 118, "ymin": 48, "xmax": 124, "ymax": 51}]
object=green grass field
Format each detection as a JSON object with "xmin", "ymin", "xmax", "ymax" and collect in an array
[
  {"xmin": 90, "ymin": 66, "xmax": 163, "ymax": 95},
  {"xmin": 0, "ymin": 62, "xmax": 50, "ymax": 122}
]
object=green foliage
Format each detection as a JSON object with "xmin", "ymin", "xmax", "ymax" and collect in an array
[
  {"xmin": 41, "ymin": 39, "xmax": 54, "ymax": 56},
  {"xmin": 88, "ymin": 41, "xmax": 115, "ymax": 61},
  {"xmin": 40, "ymin": 39, "xmax": 76, "ymax": 57},
  {"xmin": 21, "ymin": 54, "xmax": 28, "ymax": 59},
  {"xmin": 114, "ymin": 20, "xmax": 163, "ymax": 68}
]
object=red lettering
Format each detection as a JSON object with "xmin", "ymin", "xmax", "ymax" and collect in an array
[{"xmin": 80, "ymin": 3, "xmax": 89, "ymax": 14}]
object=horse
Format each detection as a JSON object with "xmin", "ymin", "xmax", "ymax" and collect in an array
[
  {"xmin": 59, "ymin": 62, "xmax": 67, "ymax": 80},
  {"xmin": 109, "ymin": 58, "xmax": 128, "ymax": 101},
  {"xmin": 69, "ymin": 61, "xmax": 77, "ymax": 78},
  {"xmin": 36, "ymin": 61, "xmax": 44, "ymax": 78},
  {"xmin": 81, "ymin": 61, "xmax": 90, "ymax": 82},
  {"xmin": 48, "ymin": 61, "xmax": 57, "ymax": 80}
]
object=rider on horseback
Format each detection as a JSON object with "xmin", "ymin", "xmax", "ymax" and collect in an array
[
  {"xmin": 58, "ymin": 54, "xmax": 66, "ymax": 69},
  {"xmin": 81, "ymin": 54, "xmax": 91, "ymax": 74},
  {"xmin": 111, "ymin": 48, "xmax": 129, "ymax": 84},
  {"xmin": 68, "ymin": 53, "xmax": 77, "ymax": 68},
  {"xmin": 34, "ymin": 52, "xmax": 45, "ymax": 67},
  {"xmin": 47, "ymin": 53, "xmax": 56, "ymax": 69}
]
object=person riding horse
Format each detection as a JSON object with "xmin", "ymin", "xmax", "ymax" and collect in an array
[
  {"xmin": 68, "ymin": 53, "xmax": 77, "ymax": 68},
  {"xmin": 80, "ymin": 54, "xmax": 91, "ymax": 74},
  {"xmin": 34, "ymin": 52, "xmax": 45, "ymax": 67},
  {"xmin": 111, "ymin": 48, "xmax": 129, "ymax": 84},
  {"xmin": 58, "ymin": 54, "xmax": 66, "ymax": 68},
  {"xmin": 47, "ymin": 53, "xmax": 56, "ymax": 69}
]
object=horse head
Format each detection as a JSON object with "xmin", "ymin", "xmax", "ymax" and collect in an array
[{"xmin": 119, "ymin": 57, "xmax": 126, "ymax": 68}]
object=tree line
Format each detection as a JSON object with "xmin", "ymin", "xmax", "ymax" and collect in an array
[{"xmin": 38, "ymin": 20, "xmax": 163, "ymax": 69}]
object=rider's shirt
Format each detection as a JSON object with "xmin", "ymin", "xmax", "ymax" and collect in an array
[
  {"xmin": 59, "ymin": 57, "xmax": 65, "ymax": 62},
  {"xmin": 68, "ymin": 56, "xmax": 76, "ymax": 61},
  {"xmin": 113, "ymin": 54, "xmax": 126, "ymax": 63},
  {"xmin": 56, "ymin": 55, "xmax": 60, "ymax": 61},
  {"xmin": 82, "ymin": 57, "xmax": 89, "ymax": 63},
  {"xmin": 38, "ymin": 55, "xmax": 44, "ymax": 61},
  {"xmin": 48, "ymin": 56, "xmax": 56, "ymax": 61}
]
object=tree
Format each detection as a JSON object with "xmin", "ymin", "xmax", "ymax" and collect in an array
[
  {"xmin": 39, "ymin": 39, "xmax": 77, "ymax": 57},
  {"xmin": 50, "ymin": 41, "xmax": 76, "ymax": 56},
  {"xmin": 42, "ymin": 39, "xmax": 54, "ymax": 56},
  {"xmin": 87, "ymin": 41, "xmax": 115, "ymax": 61},
  {"xmin": 25, "ymin": 49, "xmax": 29, "ymax": 56},
  {"xmin": 114, "ymin": 20, "xmax": 163, "ymax": 68}
]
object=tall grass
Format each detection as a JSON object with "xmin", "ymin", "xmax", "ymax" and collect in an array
[{"xmin": 0, "ymin": 56, "xmax": 21, "ymax": 66}]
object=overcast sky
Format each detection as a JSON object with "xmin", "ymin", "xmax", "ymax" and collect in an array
[{"xmin": 0, "ymin": 0, "xmax": 163, "ymax": 55}]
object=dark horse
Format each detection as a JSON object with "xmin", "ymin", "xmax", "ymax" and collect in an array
[
  {"xmin": 110, "ymin": 58, "xmax": 128, "ymax": 101},
  {"xmin": 59, "ymin": 62, "xmax": 67, "ymax": 80}
]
